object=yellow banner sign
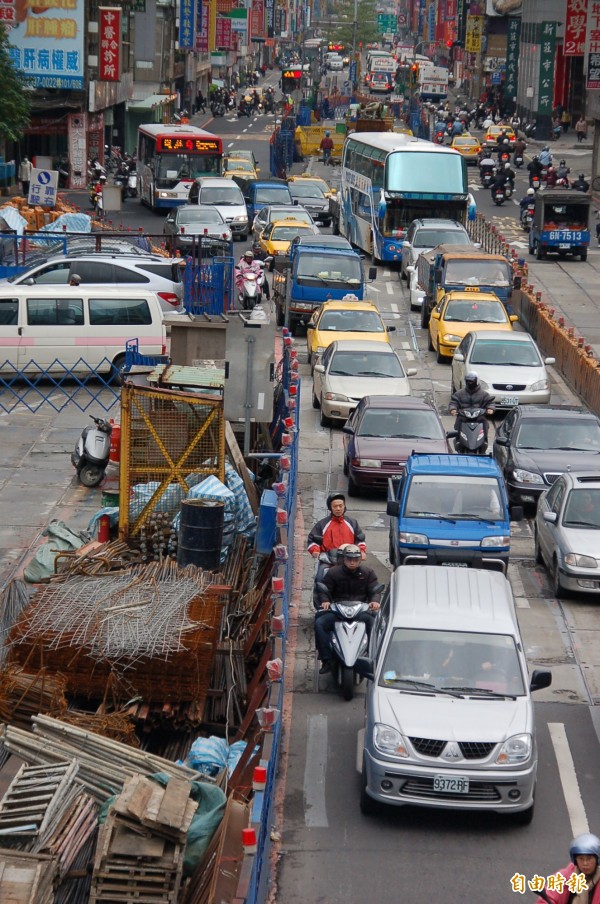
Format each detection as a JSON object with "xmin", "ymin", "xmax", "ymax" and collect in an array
[{"xmin": 465, "ymin": 15, "xmax": 484, "ymax": 53}]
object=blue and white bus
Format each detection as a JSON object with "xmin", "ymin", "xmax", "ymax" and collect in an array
[
  {"xmin": 335, "ymin": 133, "xmax": 468, "ymax": 263},
  {"xmin": 137, "ymin": 124, "xmax": 223, "ymax": 210}
]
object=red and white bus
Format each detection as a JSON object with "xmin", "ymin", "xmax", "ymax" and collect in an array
[{"xmin": 137, "ymin": 124, "xmax": 223, "ymax": 210}]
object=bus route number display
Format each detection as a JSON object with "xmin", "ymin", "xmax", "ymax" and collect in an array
[
  {"xmin": 157, "ymin": 137, "xmax": 220, "ymax": 152},
  {"xmin": 282, "ymin": 69, "xmax": 302, "ymax": 79}
]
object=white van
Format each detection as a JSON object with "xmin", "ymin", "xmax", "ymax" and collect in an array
[
  {"xmin": 0, "ymin": 286, "xmax": 166, "ymax": 374},
  {"xmin": 358, "ymin": 566, "xmax": 551, "ymax": 824}
]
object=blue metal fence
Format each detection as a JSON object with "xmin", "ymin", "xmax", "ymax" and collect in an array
[
  {"xmin": 182, "ymin": 255, "xmax": 235, "ymax": 314},
  {"xmin": 0, "ymin": 359, "xmax": 120, "ymax": 413}
]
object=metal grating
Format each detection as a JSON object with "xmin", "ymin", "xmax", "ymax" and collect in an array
[
  {"xmin": 458, "ymin": 741, "xmax": 496, "ymax": 760},
  {"xmin": 409, "ymin": 737, "xmax": 445, "ymax": 757}
]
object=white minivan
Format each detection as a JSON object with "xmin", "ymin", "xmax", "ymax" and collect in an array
[
  {"xmin": 0, "ymin": 286, "xmax": 166, "ymax": 374},
  {"xmin": 358, "ymin": 566, "xmax": 551, "ymax": 824}
]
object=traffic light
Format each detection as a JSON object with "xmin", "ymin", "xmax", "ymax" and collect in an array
[
  {"xmin": 410, "ymin": 62, "xmax": 419, "ymax": 88},
  {"xmin": 446, "ymin": 39, "xmax": 453, "ymax": 48}
]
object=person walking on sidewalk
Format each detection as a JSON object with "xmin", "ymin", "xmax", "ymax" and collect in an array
[
  {"xmin": 561, "ymin": 109, "xmax": 571, "ymax": 133},
  {"xmin": 195, "ymin": 91, "xmax": 206, "ymax": 114},
  {"xmin": 575, "ymin": 115, "xmax": 588, "ymax": 143},
  {"xmin": 19, "ymin": 156, "xmax": 32, "ymax": 197}
]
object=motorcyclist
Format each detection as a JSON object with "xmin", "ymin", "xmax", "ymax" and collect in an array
[
  {"xmin": 519, "ymin": 187, "xmax": 536, "ymax": 224},
  {"xmin": 546, "ymin": 165, "xmax": 558, "ymax": 187},
  {"xmin": 479, "ymin": 153, "xmax": 496, "ymax": 183},
  {"xmin": 315, "ymin": 544, "xmax": 381, "ymax": 674},
  {"xmin": 449, "ymin": 372, "xmax": 495, "ymax": 447},
  {"xmin": 534, "ymin": 832, "xmax": 600, "ymax": 903},
  {"xmin": 503, "ymin": 161, "xmax": 516, "ymax": 190},
  {"xmin": 557, "ymin": 158, "xmax": 571, "ymax": 185},
  {"xmin": 236, "ymin": 249, "xmax": 270, "ymax": 300},
  {"xmin": 513, "ymin": 137, "xmax": 526, "ymax": 159},
  {"xmin": 528, "ymin": 155, "xmax": 543, "ymax": 187},
  {"xmin": 539, "ymin": 145, "xmax": 552, "ymax": 167},
  {"xmin": 307, "ymin": 493, "xmax": 366, "ymax": 558},
  {"xmin": 490, "ymin": 166, "xmax": 507, "ymax": 199},
  {"xmin": 572, "ymin": 173, "xmax": 590, "ymax": 192}
]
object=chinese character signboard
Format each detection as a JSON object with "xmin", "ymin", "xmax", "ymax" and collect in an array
[
  {"xmin": 537, "ymin": 21, "xmax": 556, "ymax": 114},
  {"xmin": 215, "ymin": 15, "xmax": 232, "ymax": 48},
  {"xmin": 465, "ymin": 15, "xmax": 484, "ymax": 52},
  {"xmin": 504, "ymin": 16, "xmax": 520, "ymax": 98},
  {"xmin": 428, "ymin": 3, "xmax": 435, "ymax": 39},
  {"xmin": 7, "ymin": 0, "xmax": 84, "ymax": 89},
  {"xmin": 28, "ymin": 168, "xmax": 58, "ymax": 208},
  {"xmin": 68, "ymin": 113, "xmax": 87, "ymax": 190},
  {"xmin": 586, "ymin": 1, "xmax": 600, "ymax": 88},
  {"xmin": 249, "ymin": 0, "xmax": 264, "ymax": 39},
  {"xmin": 565, "ymin": 0, "xmax": 587, "ymax": 55},
  {"xmin": 196, "ymin": 0, "xmax": 209, "ymax": 51},
  {"xmin": 99, "ymin": 7, "xmax": 121, "ymax": 81},
  {"xmin": 445, "ymin": 0, "xmax": 456, "ymax": 20},
  {"xmin": 179, "ymin": 0, "xmax": 195, "ymax": 50},
  {"xmin": 0, "ymin": 0, "xmax": 16, "ymax": 29}
]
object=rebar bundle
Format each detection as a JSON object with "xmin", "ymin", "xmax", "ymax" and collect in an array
[{"xmin": 0, "ymin": 666, "xmax": 68, "ymax": 728}]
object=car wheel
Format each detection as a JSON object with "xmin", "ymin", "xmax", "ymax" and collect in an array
[
  {"xmin": 320, "ymin": 407, "xmax": 331, "ymax": 429},
  {"xmin": 436, "ymin": 344, "xmax": 446, "ymax": 364},
  {"xmin": 400, "ymin": 264, "xmax": 407, "ymax": 281},
  {"xmin": 343, "ymin": 456, "xmax": 349, "ymax": 476},
  {"xmin": 360, "ymin": 760, "xmax": 378, "ymax": 816},
  {"xmin": 347, "ymin": 473, "xmax": 360, "ymax": 497},
  {"xmin": 534, "ymin": 527, "xmax": 543, "ymax": 565},
  {"xmin": 581, "ymin": 249, "xmax": 588, "ymax": 262},
  {"xmin": 553, "ymin": 558, "xmax": 566, "ymax": 599},
  {"xmin": 536, "ymin": 241, "xmax": 545, "ymax": 260},
  {"xmin": 420, "ymin": 304, "xmax": 430, "ymax": 329},
  {"xmin": 427, "ymin": 330, "xmax": 434, "ymax": 351},
  {"xmin": 312, "ymin": 390, "xmax": 320, "ymax": 409},
  {"xmin": 451, "ymin": 374, "xmax": 457, "ymax": 395},
  {"xmin": 388, "ymin": 532, "xmax": 396, "ymax": 567},
  {"xmin": 322, "ymin": 219, "xmax": 332, "ymax": 228}
]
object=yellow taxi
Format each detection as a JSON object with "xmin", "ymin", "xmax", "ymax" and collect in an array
[
  {"xmin": 393, "ymin": 124, "xmax": 414, "ymax": 137},
  {"xmin": 256, "ymin": 219, "xmax": 319, "ymax": 265},
  {"xmin": 482, "ymin": 124, "xmax": 516, "ymax": 148},
  {"xmin": 450, "ymin": 134, "xmax": 481, "ymax": 164},
  {"xmin": 287, "ymin": 174, "xmax": 336, "ymax": 199},
  {"xmin": 222, "ymin": 156, "xmax": 259, "ymax": 179},
  {"xmin": 429, "ymin": 290, "xmax": 517, "ymax": 362},
  {"xmin": 306, "ymin": 298, "xmax": 395, "ymax": 368}
]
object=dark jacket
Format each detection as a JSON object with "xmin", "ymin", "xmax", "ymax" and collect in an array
[
  {"xmin": 307, "ymin": 515, "xmax": 366, "ymax": 555},
  {"xmin": 450, "ymin": 385, "xmax": 495, "ymax": 413},
  {"xmin": 321, "ymin": 562, "xmax": 381, "ymax": 605}
]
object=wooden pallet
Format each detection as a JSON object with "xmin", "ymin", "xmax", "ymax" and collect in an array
[
  {"xmin": 0, "ymin": 760, "xmax": 79, "ymax": 841},
  {"xmin": 0, "ymin": 850, "xmax": 57, "ymax": 904},
  {"xmin": 113, "ymin": 775, "xmax": 198, "ymax": 843}
]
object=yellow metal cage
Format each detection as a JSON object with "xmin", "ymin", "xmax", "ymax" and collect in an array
[{"xmin": 119, "ymin": 384, "xmax": 225, "ymax": 538}]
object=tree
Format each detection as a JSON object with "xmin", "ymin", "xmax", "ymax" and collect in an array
[
  {"xmin": 322, "ymin": 0, "xmax": 380, "ymax": 50},
  {"xmin": 0, "ymin": 24, "xmax": 31, "ymax": 144}
]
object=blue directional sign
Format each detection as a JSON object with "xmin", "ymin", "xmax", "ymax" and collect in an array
[
  {"xmin": 29, "ymin": 168, "xmax": 58, "ymax": 208},
  {"xmin": 349, "ymin": 61, "xmax": 357, "ymax": 84}
]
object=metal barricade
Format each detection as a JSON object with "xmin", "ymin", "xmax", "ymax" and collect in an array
[{"xmin": 182, "ymin": 255, "xmax": 235, "ymax": 314}]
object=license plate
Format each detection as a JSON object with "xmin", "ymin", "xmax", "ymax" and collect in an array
[
  {"xmin": 441, "ymin": 562, "xmax": 468, "ymax": 567},
  {"xmin": 558, "ymin": 243, "xmax": 571, "ymax": 249},
  {"xmin": 500, "ymin": 396, "xmax": 519, "ymax": 406},
  {"xmin": 433, "ymin": 775, "xmax": 469, "ymax": 794}
]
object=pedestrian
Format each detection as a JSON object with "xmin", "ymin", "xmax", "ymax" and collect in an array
[
  {"xmin": 561, "ymin": 108, "xmax": 571, "ymax": 133},
  {"xmin": 18, "ymin": 155, "xmax": 32, "ymax": 197},
  {"xmin": 196, "ymin": 91, "xmax": 206, "ymax": 114},
  {"xmin": 319, "ymin": 130, "xmax": 334, "ymax": 166},
  {"xmin": 535, "ymin": 833, "xmax": 600, "ymax": 903},
  {"xmin": 575, "ymin": 115, "xmax": 588, "ymax": 143}
]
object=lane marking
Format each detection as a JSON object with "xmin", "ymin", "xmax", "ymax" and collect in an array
[
  {"xmin": 369, "ymin": 285, "xmax": 381, "ymax": 293},
  {"xmin": 391, "ymin": 303, "xmax": 399, "ymax": 314},
  {"xmin": 401, "ymin": 341, "xmax": 410, "ymax": 349},
  {"xmin": 227, "ymin": 142, "xmax": 234, "ymax": 147},
  {"xmin": 548, "ymin": 723, "xmax": 589, "ymax": 837},
  {"xmin": 242, "ymin": 128, "xmax": 248, "ymax": 133},
  {"xmin": 386, "ymin": 282, "xmax": 394, "ymax": 295},
  {"xmin": 304, "ymin": 713, "xmax": 329, "ymax": 827}
]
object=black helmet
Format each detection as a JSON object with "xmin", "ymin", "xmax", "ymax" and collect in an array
[
  {"xmin": 465, "ymin": 371, "xmax": 479, "ymax": 391},
  {"xmin": 341, "ymin": 544, "xmax": 361, "ymax": 560},
  {"xmin": 569, "ymin": 833, "xmax": 600, "ymax": 862},
  {"xmin": 560, "ymin": 159, "xmax": 566, "ymax": 166},
  {"xmin": 327, "ymin": 493, "xmax": 346, "ymax": 510},
  {"xmin": 580, "ymin": 173, "xmax": 585, "ymax": 180}
]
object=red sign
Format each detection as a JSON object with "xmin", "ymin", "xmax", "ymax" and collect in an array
[
  {"xmin": 215, "ymin": 15, "xmax": 232, "ymax": 48},
  {"xmin": 0, "ymin": 0, "xmax": 16, "ymax": 27},
  {"xmin": 216, "ymin": 0, "xmax": 233, "ymax": 11},
  {"xmin": 445, "ymin": 0, "xmax": 457, "ymax": 19},
  {"xmin": 99, "ymin": 7, "xmax": 121, "ymax": 82},
  {"xmin": 249, "ymin": 0, "xmax": 264, "ymax": 39},
  {"xmin": 565, "ymin": 0, "xmax": 587, "ymax": 56}
]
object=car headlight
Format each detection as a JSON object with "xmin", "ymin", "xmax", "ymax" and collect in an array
[
  {"xmin": 512, "ymin": 468, "xmax": 544, "ymax": 485},
  {"xmin": 233, "ymin": 215, "xmax": 248, "ymax": 223},
  {"xmin": 442, "ymin": 333, "xmax": 462, "ymax": 343},
  {"xmin": 324, "ymin": 392, "xmax": 350, "ymax": 402},
  {"xmin": 399, "ymin": 531, "xmax": 428, "ymax": 544},
  {"xmin": 356, "ymin": 459, "xmax": 381, "ymax": 468},
  {"xmin": 481, "ymin": 535, "xmax": 510, "ymax": 548},
  {"xmin": 529, "ymin": 380, "xmax": 548, "ymax": 392},
  {"xmin": 374, "ymin": 723, "xmax": 409, "ymax": 757},
  {"xmin": 316, "ymin": 346, "xmax": 325, "ymax": 353},
  {"xmin": 496, "ymin": 733, "xmax": 532, "ymax": 764},
  {"xmin": 564, "ymin": 553, "xmax": 598, "ymax": 568}
]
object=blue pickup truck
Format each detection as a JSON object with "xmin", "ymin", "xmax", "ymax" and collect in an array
[{"xmin": 387, "ymin": 453, "xmax": 517, "ymax": 573}]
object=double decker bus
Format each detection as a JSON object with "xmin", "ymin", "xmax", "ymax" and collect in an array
[
  {"xmin": 137, "ymin": 124, "xmax": 223, "ymax": 210},
  {"xmin": 335, "ymin": 133, "xmax": 468, "ymax": 263}
]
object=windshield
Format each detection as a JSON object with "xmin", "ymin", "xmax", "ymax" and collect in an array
[
  {"xmin": 199, "ymin": 186, "xmax": 243, "ymax": 205},
  {"xmin": 224, "ymin": 159, "xmax": 254, "ymax": 173},
  {"xmin": 318, "ymin": 310, "xmax": 384, "ymax": 333},
  {"xmin": 470, "ymin": 338, "xmax": 541, "ymax": 367},
  {"xmin": 405, "ymin": 474, "xmax": 503, "ymax": 520},
  {"xmin": 444, "ymin": 299, "xmax": 507, "ymax": 323},
  {"xmin": 563, "ymin": 489, "xmax": 600, "ymax": 529},
  {"xmin": 157, "ymin": 154, "xmax": 219, "ymax": 186},
  {"xmin": 269, "ymin": 208, "xmax": 312, "ymax": 224},
  {"xmin": 379, "ymin": 628, "xmax": 525, "ymax": 696},
  {"xmin": 386, "ymin": 151, "xmax": 466, "ymax": 195},
  {"xmin": 414, "ymin": 229, "xmax": 469, "ymax": 248},
  {"xmin": 178, "ymin": 208, "xmax": 223, "ymax": 225},
  {"xmin": 290, "ymin": 182, "xmax": 326, "ymax": 198},
  {"xmin": 329, "ymin": 350, "xmax": 403, "ymax": 377},
  {"xmin": 271, "ymin": 226, "xmax": 307, "ymax": 241},
  {"xmin": 445, "ymin": 260, "xmax": 512, "ymax": 287},
  {"xmin": 256, "ymin": 187, "xmax": 291, "ymax": 203},
  {"xmin": 358, "ymin": 408, "xmax": 443, "ymax": 439},
  {"xmin": 296, "ymin": 254, "xmax": 362, "ymax": 283},
  {"xmin": 515, "ymin": 419, "xmax": 600, "ymax": 451}
]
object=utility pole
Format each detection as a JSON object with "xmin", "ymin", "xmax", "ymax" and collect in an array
[{"xmin": 351, "ymin": 0, "xmax": 358, "ymax": 91}]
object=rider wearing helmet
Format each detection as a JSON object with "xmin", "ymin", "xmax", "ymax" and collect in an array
[
  {"xmin": 535, "ymin": 833, "xmax": 600, "ymax": 903},
  {"xmin": 449, "ymin": 372, "xmax": 496, "ymax": 446},
  {"xmin": 307, "ymin": 493, "xmax": 367, "ymax": 558},
  {"xmin": 539, "ymin": 145, "xmax": 552, "ymax": 166},
  {"xmin": 572, "ymin": 173, "xmax": 590, "ymax": 192},
  {"xmin": 546, "ymin": 164, "xmax": 558, "ymax": 187},
  {"xmin": 315, "ymin": 543, "xmax": 381, "ymax": 674},
  {"xmin": 237, "ymin": 248, "xmax": 271, "ymax": 300}
]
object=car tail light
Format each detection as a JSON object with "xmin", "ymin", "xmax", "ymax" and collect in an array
[
  {"xmin": 179, "ymin": 226, "xmax": 185, "ymax": 234},
  {"xmin": 161, "ymin": 342, "xmax": 167, "ymax": 354},
  {"xmin": 157, "ymin": 292, "xmax": 180, "ymax": 307}
]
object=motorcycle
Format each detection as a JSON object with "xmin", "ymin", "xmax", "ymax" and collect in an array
[
  {"xmin": 480, "ymin": 169, "xmax": 494, "ymax": 189},
  {"xmin": 498, "ymin": 150, "xmax": 511, "ymax": 166},
  {"xmin": 524, "ymin": 121, "xmax": 537, "ymax": 139},
  {"xmin": 312, "ymin": 549, "xmax": 340, "ymax": 609},
  {"xmin": 315, "ymin": 581, "xmax": 385, "ymax": 700},
  {"xmin": 492, "ymin": 185, "xmax": 506, "ymax": 206},
  {"xmin": 513, "ymin": 153, "xmax": 524, "ymax": 168},
  {"xmin": 235, "ymin": 263, "xmax": 266, "ymax": 310},
  {"xmin": 114, "ymin": 169, "xmax": 128, "ymax": 200},
  {"xmin": 237, "ymin": 103, "xmax": 251, "ymax": 118},
  {"xmin": 521, "ymin": 203, "xmax": 535, "ymax": 232},
  {"xmin": 447, "ymin": 407, "xmax": 492, "ymax": 455},
  {"xmin": 530, "ymin": 174, "xmax": 541, "ymax": 191},
  {"xmin": 126, "ymin": 170, "xmax": 137, "ymax": 198},
  {"xmin": 434, "ymin": 130, "xmax": 445, "ymax": 144},
  {"xmin": 503, "ymin": 180, "xmax": 514, "ymax": 200},
  {"xmin": 71, "ymin": 415, "xmax": 113, "ymax": 487},
  {"xmin": 211, "ymin": 101, "xmax": 226, "ymax": 117}
]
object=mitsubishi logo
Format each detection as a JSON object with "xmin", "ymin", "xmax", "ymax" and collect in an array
[{"xmin": 442, "ymin": 742, "xmax": 462, "ymax": 760}]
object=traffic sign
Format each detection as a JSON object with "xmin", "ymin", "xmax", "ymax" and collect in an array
[
  {"xmin": 376, "ymin": 13, "xmax": 396, "ymax": 33},
  {"xmin": 28, "ymin": 168, "xmax": 58, "ymax": 208},
  {"xmin": 349, "ymin": 61, "xmax": 357, "ymax": 84}
]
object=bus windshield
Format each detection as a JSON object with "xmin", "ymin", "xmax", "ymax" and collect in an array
[
  {"xmin": 157, "ymin": 153, "xmax": 219, "ymax": 186},
  {"xmin": 386, "ymin": 151, "xmax": 466, "ymax": 194}
]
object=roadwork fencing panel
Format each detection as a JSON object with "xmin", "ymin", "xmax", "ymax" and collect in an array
[
  {"xmin": 119, "ymin": 384, "xmax": 225, "ymax": 539},
  {"xmin": 0, "ymin": 359, "xmax": 120, "ymax": 414},
  {"xmin": 182, "ymin": 255, "xmax": 235, "ymax": 314}
]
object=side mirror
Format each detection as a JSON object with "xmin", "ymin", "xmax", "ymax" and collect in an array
[
  {"xmin": 342, "ymin": 423, "xmax": 354, "ymax": 434},
  {"xmin": 387, "ymin": 500, "xmax": 400, "ymax": 517},
  {"xmin": 495, "ymin": 435, "xmax": 509, "ymax": 446},
  {"xmin": 543, "ymin": 511, "xmax": 558, "ymax": 524},
  {"xmin": 510, "ymin": 505, "xmax": 524, "ymax": 522},
  {"xmin": 368, "ymin": 266, "xmax": 377, "ymax": 280},
  {"xmin": 530, "ymin": 669, "xmax": 552, "ymax": 692},
  {"xmin": 314, "ymin": 363, "xmax": 325, "ymax": 374},
  {"xmin": 387, "ymin": 325, "xmax": 396, "ymax": 332},
  {"xmin": 453, "ymin": 352, "xmax": 464, "ymax": 362},
  {"xmin": 544, "ymin": 357, "xmax": 556, "ymax": 365},
  {"xmin": 431, "ymin": 310, "xmax": 440, "ymax": 320},
  {"xmin": 406, "ymin": 368, "xmax": 417, "ymax": 376},
  {"xmin": 354, "ymin": 656, "xmax": 375, "ymax": 681}
]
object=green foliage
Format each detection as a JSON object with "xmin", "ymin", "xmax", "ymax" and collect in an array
[
  {"xmin": 0, "ymin": 24, "xmax": 31, "ymax": 143},
  {"xmin": 322, "ymin": 0, "xmax": 380, "ymax": 49}
]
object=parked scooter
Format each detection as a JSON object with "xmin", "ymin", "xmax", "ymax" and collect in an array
[
  {"xmin": 71, "ymin": 416, "xmax": 113, "ymax": 487},
  {"xmin": 447, "ymin": 407, "xmax": 491, "ymax": 455},
  {"xmin": 316, "ymin": 581, "xmax": 385, "ymax": 700}
]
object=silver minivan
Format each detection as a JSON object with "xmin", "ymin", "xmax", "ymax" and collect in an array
[
  {"xmin": 358, "ymin": 566, "xmax": 551, "ymax": 824},
  {"xmin": 187, "ymin": 176, "xmax": 249, "ymax": 239}
]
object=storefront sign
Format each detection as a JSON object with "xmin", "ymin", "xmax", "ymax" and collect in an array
[
  {"xmin": 537, "ymin": 20, "xmax": 556, "ymax": 114},
  {"xmin": 68, "ymin": 113, "xmax": 87, "ymax": 189},
  {"xmin": 0, "ymin": 0, "xmax": 16, "ymax": 28},
  {"xmin": 586, "ymin": 2, "xmax": 600, "ymax": 89},
  {"xmin": 249, "ymin": 0, "xmax": 264, "ymax": 39},
  {"xmin": 504, "ymin": 16, "xmax": 520, "ymax": 99},
  {"xmin": 565, "ymin": 0, "xmax": 587, "ymax": 55},
  {"xmin": 215, "ymin": 15, "xmax": 232, "ymax": 49},
  {"xmin": 179, "ymin": 0, "xmax": 195, "ymax": 50},
  {"xmin": 99, "ymin": 7, "xmax": 121, "ymax": 81},
  {"xmin": 8, "ymin": 0, "xmax": 84, "ymax": 89},
  {"xmin": 465, "ymin": 15, "xmax": 484, "ymax": 52},
  {"xmin": 196, "ymin": 0, "xmax": 209, "ymax": 51}
]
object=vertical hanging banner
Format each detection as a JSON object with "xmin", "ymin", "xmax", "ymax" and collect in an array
[
  {"xmin": 504, "ymin": 16, "xmax": 520, "ymax": 99},
  {"xmin": 586, "ymin": 2, "xmax": 600, "ymax": 89},
  {"xmin": 99, "ymin": 7, "xmax": 121, "ymax": 81},
  {"xmin": 265, "ymin": 0, "xmax": 274, "ymax": 38},
  {"xmin": 179, "ymin": 0, "xmax": 195, "ymax": 49},
  {"xmin": 465, "ymin": 15, "xmax": 484, "ymax": 52},
  {"xmin": 196, "ymin": 0, "xmax": 208, "ymax": 51},
  {"xmin": 428, "ymin": 2, "xmax": 435, "ymax": 40},
  {"xmin": 249, "ymin": 0, "xmax": 265, "ymax": 40},
  {"xmin": 215, "ymin": 15, "xmax": 232, "ymax": 48},
  {"xmin": 445, "ymin": 0, "xmax": 457, "ymax": 20},
  {"xmin": 564, "ymin": 0, "xmax": 587, "ymax": 56},
  {"xmin": 537, "ymin": 20, "xmax": 556, "ymax": 115}
]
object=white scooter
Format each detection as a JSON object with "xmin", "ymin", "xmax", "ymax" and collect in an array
[
  {"xmin": 235, "ymin": 262, "xmax": 266, "ymax": 310},
  {"xmin": 126, "ymin": 170, "xmax": 137, "ymax": 198},
  {"xmin": 71, "ymin": 415, "xmax": 112, "ymax": 487}
]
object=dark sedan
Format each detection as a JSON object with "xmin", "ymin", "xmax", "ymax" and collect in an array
[
  {"xmin": 493, "ymin": 406, "xmax": 600, "ymax": 509},
  {"xmin": 287, "ymin": 181, "xmax": 332, "ymax": 226},
  {"xmin": 342, "ymin": 395, "xmax": 449, "ymax": 496}
]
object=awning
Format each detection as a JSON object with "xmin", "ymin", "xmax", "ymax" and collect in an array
[{"xmin": 127, "ymin": 94, "xmax": 177, "ymax": 111}]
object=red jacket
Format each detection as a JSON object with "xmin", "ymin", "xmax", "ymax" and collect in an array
[{"xmin": 536, "ymin": 863, "xmax": 600, "ymax": 904}]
